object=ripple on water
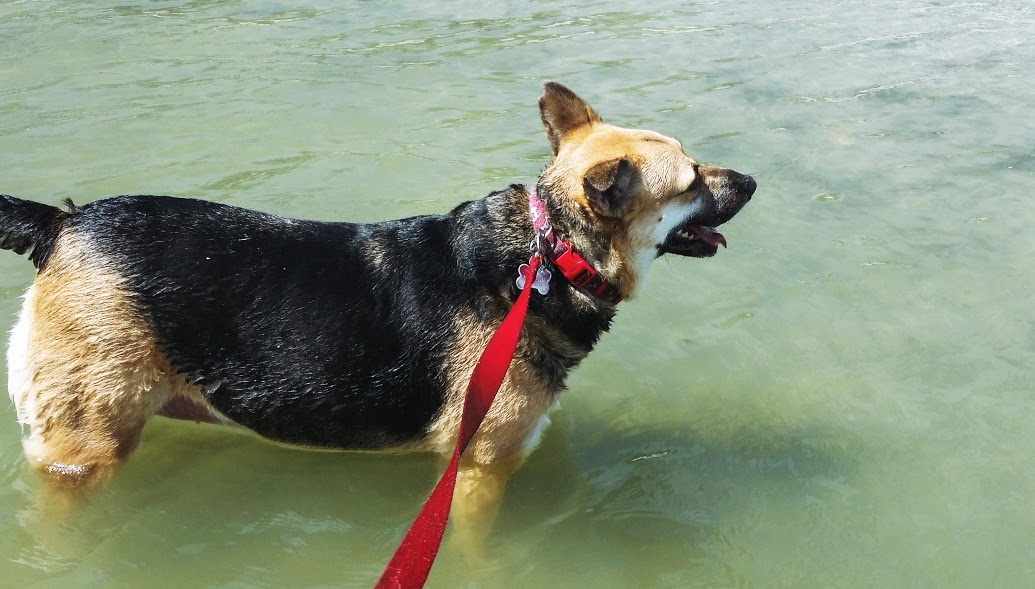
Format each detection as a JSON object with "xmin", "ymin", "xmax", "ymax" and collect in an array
[{"xmin": 1, "ymin": 0, "xmax": 1034, "ymax": 587}]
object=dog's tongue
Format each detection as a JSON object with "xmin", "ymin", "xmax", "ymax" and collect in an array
[{"xmin": 689, "ymin": 226, "xmax": 727, "ymax": 248}]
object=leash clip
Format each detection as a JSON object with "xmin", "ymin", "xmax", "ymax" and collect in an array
[{"xmin": 529, "ymin": 231, "xmax": 545, "ymax": 255}]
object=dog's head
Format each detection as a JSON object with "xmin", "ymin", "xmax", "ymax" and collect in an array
[{"xmin": 536, "ymin": 82, "xmax": 754, "ymax": 297}]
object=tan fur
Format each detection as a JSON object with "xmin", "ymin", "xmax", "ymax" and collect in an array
[
  {"xmin": 540, "ymin": 122, "xmax": 703, "ymax": 298},
  {"xmin": 424, "ymin": 311, "xmax": 556, "ymax": 465},
  {"xmin": 423, "ymin": 309, "xmax": 557, "ymax": 545},
  {"xmin": 362, "ymin": 236, "xmax": 392, "ymax": 272},
  {"xmin": 536, "ymin": 83, "xmax": 728, "ymax": 300},
  {"xmin": 12, "ymin": 234, "xmax": 203, "ymax": 491}
]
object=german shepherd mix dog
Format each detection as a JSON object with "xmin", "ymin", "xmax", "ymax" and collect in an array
[{"xmin": 1, "ymin": 82, "xmax": 753, "ymax": 534}]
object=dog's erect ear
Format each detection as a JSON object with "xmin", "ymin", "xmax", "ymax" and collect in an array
[
  {"xmin": 583, "ymin": 158, "xmax": 638, "ymax": 217},
  {"xmin": 539, "ymin": 82, "xmax": 603, "ymax": 155}
]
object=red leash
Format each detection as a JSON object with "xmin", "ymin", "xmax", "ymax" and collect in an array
[{"xmin": 375, "ymin": 255, "xmax": 542, "ymax": 589}]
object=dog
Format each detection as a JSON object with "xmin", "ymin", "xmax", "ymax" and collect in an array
[{"xmin": 1, "ymin": 82, "xmax": 753, "ymax": 535}]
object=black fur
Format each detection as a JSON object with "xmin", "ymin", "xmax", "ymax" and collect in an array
[
  {"xmin": 61, "ymin": 189, "xmax": 612, "ymax": 449},
  {"xmin": 0, "ymin": 194, "xmax": 71, "ymax": 269}
]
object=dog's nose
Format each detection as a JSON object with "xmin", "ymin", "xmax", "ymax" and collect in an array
[{"xmin": 738, "ymin": 173, "xmax": 756, "ymax": 199}]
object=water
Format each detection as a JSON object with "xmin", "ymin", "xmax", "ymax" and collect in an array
[{"xmin": 1, "ymin": 1, "xmax": 1033, "ymax": 587}]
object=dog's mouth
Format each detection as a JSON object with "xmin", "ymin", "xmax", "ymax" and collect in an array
[
  {"xmin": 659, "ymin": 222, "xmax": 727, "ymax": 258},
  {"xmin": 658, "ymin": 168, "xmax": 755, "ymax": 258}
]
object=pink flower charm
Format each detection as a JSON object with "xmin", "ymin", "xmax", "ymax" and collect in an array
[{"xmin": 516, "ymin": 262, "xmax": 552, "ymax": 295}]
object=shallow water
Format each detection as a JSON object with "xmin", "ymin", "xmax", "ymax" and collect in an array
[{"xmin": 1, "ymin": 0, "xmax": 1033, "ymax": 587}]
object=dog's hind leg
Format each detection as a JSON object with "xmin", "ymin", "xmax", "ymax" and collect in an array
[
  {"xmin": 11, "ymin": 235, "xmax": 172, "ymax": 496},
  {"xmin": 18, "ymin": 352, "xmax": 166, "ymax": 497}
]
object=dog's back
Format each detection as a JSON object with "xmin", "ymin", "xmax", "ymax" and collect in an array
[{"xmin": 70, "ymin": 194, "xmax": 474, "ymax": 448}]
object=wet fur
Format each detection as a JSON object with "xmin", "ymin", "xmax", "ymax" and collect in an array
[{"xmin": 2, "ymin": 82, "xmax": 754, "ymax": 535}]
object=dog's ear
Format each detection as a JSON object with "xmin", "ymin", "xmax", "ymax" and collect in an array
[
  {"xmin": 583, "ymin": 158, "xmax": 638, "ymax": 217},
  {"xmin": 539, "ymin": 82, "xmax": 603, "ymax": 156}
]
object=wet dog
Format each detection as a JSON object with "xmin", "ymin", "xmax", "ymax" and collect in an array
[{"xmin": 1, "ymin": 82, "xmax": 753, "ymax": 532}]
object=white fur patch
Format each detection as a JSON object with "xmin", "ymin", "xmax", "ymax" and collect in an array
[
  {"xmin": 630, "ymin": 199, "xmax": 703, "ymax": 296},
  {"xmin": 8, "ymin": 285, "xmax": 35, "ymax": 430},
  {"xmin": 520, "ymin": 400, "xmax": 559, "ymax": 456}
]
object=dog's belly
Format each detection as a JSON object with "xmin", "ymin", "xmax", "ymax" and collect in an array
[
  {"xmin": 157, "ymin": 395, "xmax": 237, "ymax": 427},
  {"xmin": 151, "ymin": 296, "xmax": 453, "ymax": 450},
  {"xmin": 193, "ymin": 376, "xmax": 446, "ymax": 450}
]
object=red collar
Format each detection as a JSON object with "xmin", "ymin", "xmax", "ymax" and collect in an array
[{"xmin": 528, "ymin": 189, "xmax": 622, "ymax": 305}]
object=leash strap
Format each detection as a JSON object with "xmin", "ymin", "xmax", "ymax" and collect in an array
[{"xmin": 375, "ymin": 255, "xmax": 542, "ymax": 589}]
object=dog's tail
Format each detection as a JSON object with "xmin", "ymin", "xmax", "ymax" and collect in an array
[{"xmin": 0, "ymin": 194, "xmax": 74, "ymax": 270}]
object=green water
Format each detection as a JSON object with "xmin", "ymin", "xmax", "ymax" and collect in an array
[{"xmin": 1, "ymin": 1, "xmax": 1033, "ymax": 587}]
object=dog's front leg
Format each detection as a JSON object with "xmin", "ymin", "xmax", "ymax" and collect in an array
[{"xmin": 450, "ymin": 457, "xmax": 522, "ymax": 554}]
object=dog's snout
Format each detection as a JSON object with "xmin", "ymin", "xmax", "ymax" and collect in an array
[{"xmin": 703, "ymin": 167, "xmax": 756, "ymax": 201}]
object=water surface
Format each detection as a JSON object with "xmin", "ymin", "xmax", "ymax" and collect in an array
[{"xmin": 1, "ymin": 1, "xmax": 1033, "ymax": 587}]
